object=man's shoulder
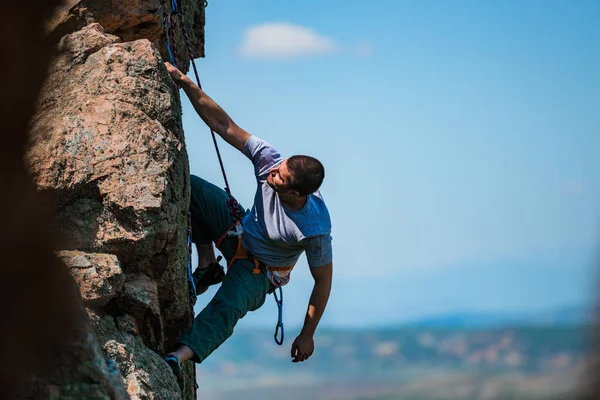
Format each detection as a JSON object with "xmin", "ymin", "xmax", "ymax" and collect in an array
[
  {"xmin": 310, "ymin": 190, "xmax": 329, "ymax": 210},
  {"xmin": 308, "ymin": 192, "xmax": 331, "ymax": 228},
  {"xmin": 244, "ymin": 135, "xmax": 283, "ymax": 179}
]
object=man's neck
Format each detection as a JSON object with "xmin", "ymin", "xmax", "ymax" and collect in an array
[{"xmin": 279, "ymin": 192, "xmax": 307, "ymax": 211}]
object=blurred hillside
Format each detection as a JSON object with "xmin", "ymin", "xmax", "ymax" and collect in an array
[{"xmin": 197, "ymin": 322, "xmax": 592, "ymax": 400}]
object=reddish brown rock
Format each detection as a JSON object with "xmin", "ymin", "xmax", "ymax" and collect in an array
[
  {"xmin": 122, "ymin": 273, "xmax": 164, "ymax": 350},
  {"xmin": 59, "ymin": 250, "xmax": 125, "ymax": 307},
  {"xmin": 13, "ymin": 269, "xmax": 130, "ymax": 400},
  {"xmin": 26, "ymin": 22, "xmax": 196, "ymax": 399},
  {"xmin": 46, "ymin": 0, "xmax": 205, "ymax": 72},
  {"xmin": 27, "ymin": 23, "xmax": 190, "ymax": 281},
  {"xmin": 96, "ymin": 316, "xmax": 190, "ymax": 400}
]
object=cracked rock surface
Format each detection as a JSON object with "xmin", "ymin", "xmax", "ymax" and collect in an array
[{"xmin": 25, "ymin": 22, "xmax": 198, "ymax": 400}]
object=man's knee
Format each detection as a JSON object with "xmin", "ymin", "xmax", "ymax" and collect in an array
[
  {"xmin": 210, "ymin": 295, "xmax": 249, "ymax": 323},
  {"xmin": 190, "ymin": 174, "xmax": 210, "ymax": 197}
]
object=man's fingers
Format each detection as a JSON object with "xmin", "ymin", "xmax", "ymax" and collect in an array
[
  {"xmin": 291, "ymin": 345, "xmax": 303, "ymax": 362},
  {"xmin": 291, "ymin": 337, "xmax": 314, "ymax": 363},
  {"xmin": 291, "ymin": 351, "xmax": 314, "ymax": 363},
  {"xmin": 291, "ymin": 343, "xmax": 297, "ymax": 358},
  {"xmin": 302, "ymin": 350, "xmax": 314, "ymax": 362}
]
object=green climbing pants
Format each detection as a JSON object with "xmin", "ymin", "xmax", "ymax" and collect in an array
[{"xmin": 178, "ymin": 175, "xmax": 273, "ymax": 363}]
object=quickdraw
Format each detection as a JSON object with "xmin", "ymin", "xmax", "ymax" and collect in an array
[{"xmin": 273, "ymin": 286, "xmax": 284, "ymax": 345}]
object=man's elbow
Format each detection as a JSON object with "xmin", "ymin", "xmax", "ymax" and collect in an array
[{"xmin": 225, "ymin": 123, "xmax": 251, "ymax": 151}]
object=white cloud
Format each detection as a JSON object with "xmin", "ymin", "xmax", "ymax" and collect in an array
[{"xmin": 239, "ymin": 22, "xmax": 338, "ymax": 60}]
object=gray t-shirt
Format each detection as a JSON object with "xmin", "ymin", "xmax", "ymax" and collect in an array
[{"xmin": 241, "ymin": 136, "xmax": 333, "ymax": 283}]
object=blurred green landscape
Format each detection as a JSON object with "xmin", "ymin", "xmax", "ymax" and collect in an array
[{"xmin": 196, "ymin": 316, "xmax": 594, "ymax": 400}]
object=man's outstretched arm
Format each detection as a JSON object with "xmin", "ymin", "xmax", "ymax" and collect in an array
[
  {"xmin": 165, "ymin": 62, "xmax": 250, "ymax": 152},
  {"xmin": 291, "ymin": 261, "xmax": 333, "ymax": 363}
]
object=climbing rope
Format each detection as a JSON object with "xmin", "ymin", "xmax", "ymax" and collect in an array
[
  {"xmin": 166, "ymin": 13, "xmax": 196, "ymax": 302},
  {"xmin": 164, "ymin": 0, "xmax": 242, "ymax": 223},
  {"xmin": 186, "ymin": 211, "xmax": 196, "ymax": 299},
  {"xmin": 164, "ymin": 0, "xmax": 284, "ymax": 347},
  {"xmin": 163, "ymin": 16, "xmax": 176, "ymax": 66}
]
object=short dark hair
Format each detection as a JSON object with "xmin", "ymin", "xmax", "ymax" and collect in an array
[{"xmin": 286, "ymin": 155, "xmax": 325, "ymax": 196}]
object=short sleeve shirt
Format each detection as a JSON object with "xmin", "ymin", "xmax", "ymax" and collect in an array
[{"xmin": 241, "ymin": 136, "xmax": 333, "ymax": 278}]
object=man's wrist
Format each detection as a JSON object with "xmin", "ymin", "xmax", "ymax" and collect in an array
[{"xmin": 300, "ymin": 327, "xmax": 315, "ymax": 338}]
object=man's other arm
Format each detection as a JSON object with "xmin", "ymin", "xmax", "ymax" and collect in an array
[
  {"xmin": 165, "ymin": 62, "xmax": 250, "ymax": 152},
  {"xmin": 291, "ymin": 261, "xmax": 333, "ymax": 363}
]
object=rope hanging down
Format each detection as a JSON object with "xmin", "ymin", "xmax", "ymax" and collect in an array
[
  {"xmin": 164, "ymin": 0, "xmax": 242, "ymax": 223},
  {"xmin": 164, "ymin": 0, "xmax": 285, "ymax": 347}
]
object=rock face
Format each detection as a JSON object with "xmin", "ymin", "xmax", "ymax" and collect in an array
[
  {"xmin": 46, "ymin": 0, "xmax": 204, "ymax": 72},
  {"xmin": 24, "ymin": 10, "xmax": 202, "ymax": 399},
  {"xmin": 19, "ymin": 284, "xmax": 131, "ymax": 400},
  {"xmin": 60, "ymin": 251, "xmax": 126, "ymax": 307},
  {"xmin": 94, "ymin": 315, "xmax": 197, "ymax": 400}
]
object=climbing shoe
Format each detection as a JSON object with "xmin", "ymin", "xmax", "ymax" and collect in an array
[
  {"xmin": 193, "ymin": 255, "xmax": 225, "ymax": 290},
  {"xmin": 162, "ymin": 354, "xmax": 181, "ymax": 380}
]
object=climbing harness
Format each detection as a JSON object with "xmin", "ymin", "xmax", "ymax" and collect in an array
[
  {"xmin": 215, "ymin": 223, "xmax": 286, "ymax": 345},
  {"xmin": 215, "ymin": 222, "xmax": 260, "ymax": 273},
  {"xmin": 164, "ymin": 0, "xmax": 285, "ymax": 345}
]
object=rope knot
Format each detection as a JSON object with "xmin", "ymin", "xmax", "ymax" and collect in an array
[{"xmin": 226, "ymin": 195, "xmax": 243, "ymax": 222}]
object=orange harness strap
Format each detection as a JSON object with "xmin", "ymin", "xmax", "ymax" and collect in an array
[
  {"xmin": 215, "ymin": 226, "xmax": 231, "ymax": 250},
  {"xmin": 215, "ymin": 222, "xmax": 296, "ymax": 278},
  {"xmin": 230, "ymin": 236, "xmax": 261, "ymax": 274},
  {"xmin": 216, "ymin": 222, "xmax": 261, "ymax": 274}
]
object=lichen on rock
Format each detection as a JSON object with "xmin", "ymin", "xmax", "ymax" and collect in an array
[
  {"xmin": 97, "ymin": 316, "xmax": 181, "ymax": 400},
  {"xmin": 59, "ymin": 250, "xmax": 126, "ymax": 307}
]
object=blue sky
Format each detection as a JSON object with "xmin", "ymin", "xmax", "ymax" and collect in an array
[{"xmin": 183, "ymin": 0, "xmax": 600, "ymax": 328}]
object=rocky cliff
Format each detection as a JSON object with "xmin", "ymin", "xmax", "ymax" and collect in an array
[{"xmin": 21, "ymin": 1, "xmax": 206, "ymax": 399}]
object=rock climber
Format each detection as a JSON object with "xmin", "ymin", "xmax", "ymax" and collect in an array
[{"xmin": 161, "ymin": 62, "xmax": 333, "ymax": 376}]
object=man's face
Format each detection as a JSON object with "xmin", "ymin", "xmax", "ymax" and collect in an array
[{"xmin": 267, "ymin": 159, "xmax": 294, "ymax": 194}]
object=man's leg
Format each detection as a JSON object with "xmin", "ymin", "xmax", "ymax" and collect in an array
[
  {"xmin": 188, "ymin": 175, "xmax": 246, "ymax": 292},
  {"xmin": 193, "ymin": 243, "xmax": 219, "ymax": 295},
  {"xmin": 166, "ymin": 175, "xmax": 266, "ymax": 366},
  {"xmin": 170, "ymin": 259, "xmax": 272, "ymax": 363}
]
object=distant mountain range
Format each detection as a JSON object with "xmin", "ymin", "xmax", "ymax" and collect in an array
[
  {"xmin": 404, "ymin": 304, "xmax": 594, "ymax": 328},
  {"xmin": 198, "ymin": 323, "xmax": 592, "ymax": 400}
]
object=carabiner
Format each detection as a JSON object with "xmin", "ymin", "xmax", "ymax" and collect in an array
[
  {"xmin": 227, "ymin": 223, "xmax": 244, "ymax": 238},
  {"xmin": 273, "ymin": 285, "xmax": 284, "ymax": 345}
]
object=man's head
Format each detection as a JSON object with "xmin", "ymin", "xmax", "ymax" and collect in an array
[{"xmin": 267, "ymin": 155, "xmax": 325, "ymax": 197}]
